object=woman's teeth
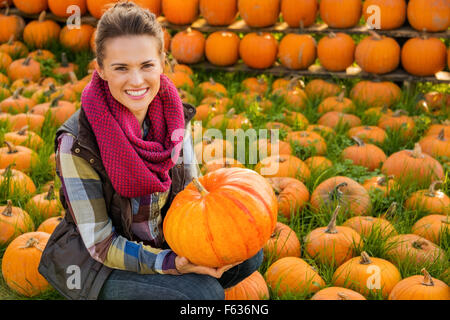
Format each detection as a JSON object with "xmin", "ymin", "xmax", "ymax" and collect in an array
[{"xmin": 126, "ymin": 88, "xmax": 148, "ymax": 96}]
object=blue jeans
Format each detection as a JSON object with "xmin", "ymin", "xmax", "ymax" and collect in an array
[{"xmin": 98, "ymin": 250, "xmax": 264, "ymax": 300}]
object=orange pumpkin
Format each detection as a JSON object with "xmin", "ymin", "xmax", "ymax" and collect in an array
[
  {"xmin": 199, "ymin": 78, "xmax": 227, "ymax": 98},
  {"xmin": 1, "ymin": 231, "xmax": 51, "ymax": 297},
  {"xmin": 37, "ymin": 216, "xmax": 63, "ymax": 234},
  {"xmin": 133, "ymin": 0, "xmax": 161, "ymax": 15},
  {"xmin": 23, "ymin": 11, "xmax": 61, "ymax": 49},
  {"xmin": 254, "ymin": 154, "xmax": 311, "ymax": 182},
  {"xmin": 170, "ymin": 28, "xmax": 205, "ymax": 64},
  {"xmin": 0, "ymin": 4, "xmax": 25, "ymax": 43},
  {"xmin": 0, "ymin": 38, "xmax": 28, "ymax": 58},
  {"xmin": 311, "ymin": 287, "xmax": 366, "ymax": 300},
  {"xmin": 404, "ymin": 181, "xmax": 450, "ymax": 215},
  {"xmin": 381, "ymin": 143, "xmax": 444, "ymax": 188},
  {"xmin": 0, "ymin": 142, "xmax": 38, "ymax": 173},
  {"xmin": 265, "ymin": 257, "xmax": 325, "ymax": 298},
  {"xmin": 310, "ymin": 176, "xmax": 371, "ymax": 217},
  {"xmin": 317, "ymin": 111, "xmax": 362, "ymax": 130},
  {"xmin": 320, "ymin": 0, "xmax": 362, "ymax": 28},
  {"xmin": 263, "ymin": 222, "xmax": 301, "ymax": 263},
  {"xmin": 407, "ymin": 0, "xmax": 450, "ymax": 32},
  {"xmin": 4, "ymin": 126, "xmax": 44, "ymax": 150},
  {"xmin": 162, "ymin": 0, "xmax": 199, "ymax": 25},
  {"xmin": 0, "ymin": 165, "xmax": 37, "ymax": 195},
  {"xmin": 347, "ymin": 126, "xmax": 387, "ymax": 145},
  {"xmin": 304, "ymin": 205, "xmax": 363, "ymax": 267},
  {"xmin": 318, "ymin": 91, "xmax": 356, "ymax": 114},
  {"xmin": 0, "ymin": 200, "xmax": 35, "ymax": 246},
  {"xmin": 48, "ymin": 0, "xmax": 87, "ymax": 18},
  {"xmin": 27, "ymin": 185, "xmax": 62, "ymax": 219},
  {"xmin": 7, "ymin": 57, "xmax": 41, "ymax": 82},
  {"xmin": 341, "ymin": 136, "xmax": 387, "ymax": 171},
  {"xmin": 278, "ymin": 34, "xmax": 316, "ymax": 70},
  {"xmin": 378, "ymin": 109, "xmax": 415, "ymax": 138},
  {"xmin": 418, "ymin": 129, "xmax": 450, "ymax": 159},
  {"xmin": 355, "ymin": 32, "xmax": 400, "ymax": 74},
  {"xmin": 362, "ymin": 0, "xmax": 406, "ymax": 30},
  {"xmin": 401, "ymin": 37, "xmax": 447, "ymax": 76},
  {"xmin": 238, "ymin": 0, "xmax": 280, "ymax": 27},
  {"xmin": 225, "ymin": 271, "xmax": 269, "ymax": 300},
  {"xmin": 200, "ymin": 0, "xmax": 237, "ymax": 26},
  {"xmin": 12, "ymin": 0, "xmax": 48, "ymax": 14},
  {"xmin": 411, "ymin": 215, "xmax": 449, "ymax": 245},
  {"xmin": 304, "ymin": 156, "xmax": 333, "ymax": 172},
  {"xmin": 389, "ymin": 269, "xmax": 450, "ymax": 300},
  {"xmin": 201, "ymin": 158, "xmax": 245, "ymax": 175},
  {"xmin": 281, "ymin": 0, "xmax": 317, "ymax": 28},
  {"xmin": 86, "ymin": 0, "xmax": 118, "ymax": 19},
  {"xmin": 9, "ymin": 112, "xmax": 45, "ymax": 132},
  {"xmin": 287, "ymin": 130, "xmax": 327, "ymax": 156},
  {"xmin": 240, "ymin": 32, "xmax": 278, "ymax": 69},
  {"xmin": 362, "ymin": 175, "xmax": 396, "ymax": 196},
  {"xmin": 0, "ymin": 88, "xmax": 36, "ymax": 113},
  {"xmin": 350, "ymin": 80, "xmax": 401, "ymax": 108},
  {"xmin": 318, "ymin": 33, "xmax": 355, "ymax": 72},
  {"xmin": 194, "ymin": 136, "xmax": 234, "ymax": 164},
  {"xmin": 332, "ymin": 251, "xmax": 402, "ymax": 298},
  {"xmin": 205, "ymin": 31, "xmax": 240, "ymax": 67},
  {"xmin": 60, "ymin": 24, "xmax": 96, "ymax": 52},
  {"xmin": 305, "ymin": 79, "xmax": 341, "ymax": 100},
  {"xmin": 266, "ymin": 177, "xmax": 309, "ymax": 220},
  {"xmin": 163, "ymin": 168, "xmax": 278, "ymax": 268}
]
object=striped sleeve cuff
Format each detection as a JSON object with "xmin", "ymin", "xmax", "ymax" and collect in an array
[{"xmin": 155, "ymin": 250, "xmax": 180, "ymax": 275}]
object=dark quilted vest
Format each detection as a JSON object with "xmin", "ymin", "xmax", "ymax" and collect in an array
[{"xmin": 38, "ymin": 103, "xmax": 196, "ymax": 300}]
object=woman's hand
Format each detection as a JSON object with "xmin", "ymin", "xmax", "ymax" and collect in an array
[{"xmin": 175, "ymin": 256, "xmax": 242, "ymax": 278}]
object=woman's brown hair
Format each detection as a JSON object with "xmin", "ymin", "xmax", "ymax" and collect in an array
[{"xmin": 95, "ymin": 1, "xmax": 165, "ymax": 68}]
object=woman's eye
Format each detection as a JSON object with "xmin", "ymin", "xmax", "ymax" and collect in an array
[
  {"xmin": 143, "ymin": 64, "xmax": 154, "ymax": 69},
  {"xmin": 115, "ymin": 67, "xmax": 127, "ymax": 71}
]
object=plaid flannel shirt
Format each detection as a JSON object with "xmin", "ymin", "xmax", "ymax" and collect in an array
[{"xmin": 56, "ymin": 120, "xmax": 198, "ymax": 275}]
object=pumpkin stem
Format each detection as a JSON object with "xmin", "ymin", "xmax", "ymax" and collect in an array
[
  {"xmin": 337, "ymin": 292, "xmax": 349, "ymax": 300},
  {"xmin": 411, "ymin": 143, "xmax": 423, "ymax": 159},
  {"xmin": 368, "ymin": 30, "xmax": 382, "ymax": 40},
  {"xmin": 381, "ymin": 202, "xmax": 397, "ymax": 220},
  {"xmin": 226, "ymin": 108, "xmax": 236, "ymax": 118},
  {"xmin": 412, "ymin": 240, "xmax": 426, "ymax": 250},
  {"xmin": 352, "ymin": 136, "xmax": 365, "ymax": 147},
  {"xmin": 192, "ymin": 178, "xmax": 209, "ymax": 197},
  {"xmin": 12, "ymin": 87, "xmax": 23, "ymax": 99},
  {"xmin": 7, "ymin": 35, "xmax": 13, "ymax": 45},
  {"xmin": 19, "ymin": 237, "xmax": 43, "ymax": 252},
  {"xmin": 336, "ymin": 90, "xmax": 345, "ymax": 102},
  {"xmin": 69, "ymin": 71, "xmax": 78, "ymax": 84},
  {"xmin": 325, "ymin": 205, "xmax": 341, "ymax": 234},
  {"xmin": 38, "ymin": 11, "xmax": 46, "ymax": 23},
  {"xmin": 4, "ymin": 141, "xmax": 18, "ymax": 154},
  {"xmin": 437, "ymin": 129, "xmax": 445, "ymax": 141},
  {"xmin": 277, "ymin": 156, "xmax": 287, "ymax": 164},
  {"xmin": 392, "ymin": 109, "xmax": 408, "ymax": 117},
  {"xmin": 3, "ymin": 1, "xmax": 10, "ymax": 16},
  {"xmin": 50, "ymin": 94, "xmax": 64, "ymax": 108},
  {"xmin": 45, "ymin": 184, "xmax": 56, "ymax": 200},
  {"xmin": 1, "ymin": 200, "xmax": 13, "ymax": 217},
  {"xmin": 2, "ymin": 163, "xmax": 16, "ymax": 177},
  {"xmin": 23, "ymin": 57, "xmax": 32, "ymax": 66},
  {"xmin": 425, "ymin": 180, "xmax": 442, "ymax": 197},
  {"xmin": 421, "ymin": 268, "xmax": 434, "ymax": 287},
  {"xmin": 17, "ymin": 125, "xmax": 29, "ymax": 136},
  {"xmin": 360, "ymin": 251, "xmax": 372, "ymax": 265},
  {"xmin": 330, "ymin": 182, "xmax": 348, "ymax": 202}
]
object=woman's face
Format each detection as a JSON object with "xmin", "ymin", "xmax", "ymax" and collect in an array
[{"xmin": 97, "ymin": 34, "xmax": 164, "ymax": 122}]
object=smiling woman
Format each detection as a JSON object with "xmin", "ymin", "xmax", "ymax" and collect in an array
[{"xmin": 37, "ymin": 1, "xmax": 263, "ymax": 301}]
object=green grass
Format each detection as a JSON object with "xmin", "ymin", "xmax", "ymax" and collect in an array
[{"xmin": 0, "ymin": 39, "xmax": 449, "ymax": 301}]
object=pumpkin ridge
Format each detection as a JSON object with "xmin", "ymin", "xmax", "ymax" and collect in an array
[
  {"xmin": 202, "ymin": 195, "xmax": 226, "ymax": 266},
  {"xmin": 217, "ymin": 189, "xmax": 264, "ymax": 254}
]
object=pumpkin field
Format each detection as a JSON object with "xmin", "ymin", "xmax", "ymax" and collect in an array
[{"xmin": 0, "ymin": 0, "xmax": 449, "ymax": 301}]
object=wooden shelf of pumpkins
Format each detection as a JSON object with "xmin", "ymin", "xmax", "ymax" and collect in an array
[{"xmin": 8, "ymin": 8, "xmax": 450, "ymax": 84}]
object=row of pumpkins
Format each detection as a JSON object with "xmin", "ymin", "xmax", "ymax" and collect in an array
[
  {"xmin": 0, "ymin": 46, "xmax": 449, "ymax": 299},
  {"xmin": 1, "ymin": 5, "xmax": 449, "ymax": 77},
  {"xmin": 2, "ymin": 0, "xmax": 449, "ymax": 32}
]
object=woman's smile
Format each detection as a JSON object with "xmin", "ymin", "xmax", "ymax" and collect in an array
[{"xmin": 125, "ymin": 88, "xmax": 150, "ymax": 100}]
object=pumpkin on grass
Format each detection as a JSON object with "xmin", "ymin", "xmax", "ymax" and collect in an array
[
  {"xmin": 318, "ymin": 91, "xmax": 356, "ymax": 114},
  {"xmin": 29, "ymin": 95, "xmax": 77, "ymax": 126},
  {"xmin": 317, "ymin": 111, "xmax": 362, "ymax": 130},
  {"xmin": 332, "ymin": 251, "xmax": 402, "ymax": 298},
  {"xmin": 225, "ymin": 271, "xmax": 269, "ymax": 300},
  {"xmin": 405, "ymin": 181, "xmax": 449, "ymax": 216},
  {"xmin": 418, "ymin": 129, "xmax": 450, "ymax": 159},
  {"xmin": 201, "ymin": 157, "xmax": 244, "ymax": 175},
  {"xmin": 59, "ymin": 24, "xmax": 96, "ymax": 52},
  {"xmin": 0, "ymin": 164, "xmax": 36, "ymax": 195},
  {"xmin": 304, "ymin": 205, "xmax": 363, "ymax": 267},
  {"xmin": 194, "ymin": 136, "xmax": 234, "ymax": 164},
  {"xmin": 286, "ymin": 130, "xmax": 327, "ymax": 156},
  {"xmin": 0, "ymin": 37, "xmax": 28, "ymax": 58},
  {"xmin": 381, "ymin": 143, "xmax": 444, "ymax": 188},
  {"xmin": 7, "ymin": 57, "xmax": 41, "ymax": 82},
  {"xmin": 311, "ymin": 287, "xmax": 366, "ymax": 300},
  {"xmin": 341, "ymin": 136, "xmax": 387, "ymax": 171},
  {"xmin": 347, "ymin": 126, "xmax": 387, "ymax": 145},
  {"xmin": 305, "ymin": 79, "xmax": 341, "ymax": 100},
  {"xmin": 254, "ymin": 154, "xmax": 311, "ymax": 182},
  {"xmin": 263, "ymin": 222, "xmax": 301, "ymax": 262},
  {"xmin": 310, "ymin": 176, "xmax": 372, "ymax": 217},
  {"xmin": 9, "ymin": 112, "xmax": 45, "ymax": 132},
  {"xmin": 2, "ymin": 231, "xmax": 51, "ymax": 297},
  {"xmin": 27, "ymin": 184, "xmax": 62, "ymax": 219},
  {"xmin": 411, "ymin": 215, "xmax": 449, "ymax": 245},
  {"xmin": 0, "ymin": 200, "xmax": 35, "ymax": 246},
  {"xmin": 350, "ymin": 81, "xmax": 401, "ymax": 108},
  {"xmin": 0, "ymin": 3, "xmax": 25, "ymax": 43},
  {"xmin": 386, "ymin": 234, "xmax": 446, "ymax": 267},
  {"xmin": 266, "ymin": 177, "xmax": 309, "ymax": 220},
  {"xmin": 37, "ymin": 216, "xmax": 63, "ymax": 234},
  {"xmin": 389, "ymin": 268, "xmax": 450, "ymax": 300},
  {"xmin": 12, "ymin": 0, "xmax": 48, "ymax": 14},
  {"xmin": 362, "ymin": 175, "xmax": 396, "ymax": 196},
  {"xmin": 4, "ymin": 126, "xmax": 44, "ymax": 150},
  {"xmin": 0, "ymin": 141, "xmax": 38, "ymax": 173},
  {"xmin": 304, "ymin": 156, "xmax": 333, "ymax": 172},
  {"xmin": 0, "ymin": 88, "xmax": 36, "ymax": 113},
  {"xmin": 163, "ymin": 168, "xmax": 278, "ymax": 268},
  {"xmin": 23, "ymin": 11, "xmax": 61, "ymax": 49}
]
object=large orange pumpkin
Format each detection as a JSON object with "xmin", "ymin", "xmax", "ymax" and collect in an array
[
  {"xmin": 86, "ymin": 0, "xmax": 118, "ymax": 19},
  {"xmin": 362, "ymin": 0, "xmax": 406, "ymax": 30},
  {"xmin": 2, "ymin": 231, "xmax": 51, "ymax": 297},
  {"xmin": 240, "ymin": 32, "xmax": 278, "ymax": 69},
  {"xmin": 263, "ymin": 222, "xmax": 301, "ymax": 262},
  {"xmin": 389, "ymin": 269, "xmax": 450, "ymax": 300},
  {"xmin": 12, "ymin": 0, "xmax": 48, "ymax": 14},
  {"xmin": 401, "ymin": 37, "xmax": 447, "ymax": 76},
  {"xmin": 341, "ymin": 136, "xmax": 387, "ymax": 171},
  {"xmin": 320, "ymin": 0, "xmax": 362, "ymax": 28},
  {"xmin": 254, "ymin": 154, "xmax": 311, "ymax": 182},
  {"xmin": 225, "ymin": 271, "xmax": 269, "ymax": 300},
  {"xmin": 266, "ymin": 256, "xmax": 325, "ymax": 298},
  {"xmin": 0, "ymin": 4, "xmax": 25, "ymax": 43},
  {"xmin": 281, "ymin": 0, "xmax": 317, "ymax": 28},
  {"xmin": 310, "ymin": 176, "xmax": 372, "ymax": 217},
  {"xmin": 333, "ymin": 251, "xmax": 402, "ymax": 298},
  {"xmin": 162, "ymin": 0, "xmax": 199, "ymax": 25},
  {"xmin": 48, "ymin": 0, "xmax": 87, "ymax": 18},
  {"xmin": 0, "ymin": 165, "xmax": 37, "ymax": 195},
  {"xmin": 170, "ymin": 28, "xmax": 205, "ymax": 64},
  {"xmin": 238, "ymin": 0, "xmax": 280, "ymax": 27},
  {"xmin": 200, "ymin": 0, "xmax": 237, "ymax": 26},
  {"xmin": 23, "ymin": 11, "xmax": 61, "ymax": 49},
  {"xmin": 318, "ymin": 32, "xmax": 355, "ymax": 72},
  {"xmin": 205, "ymin": 31, "xmax": 240, "ymax": 67},
  {"xmin": 0, "ymin": 200, "xmax": 35, "ymax": 246},
  {"xmin": 266, "ymin": 177, "xmax": 309, "ymax": 220},
  {"xmin": 59, "ymin": 24, "xmax": 96, "ymax": 52},
  {"xmin": 163, "ymin": 168, "xmax": 278, "ymax": 268},
  {"xmin": 407, "ymin": 0, "xmax": 450, "ymax": 32},
  {"xmin": 411, "ymin": 215, "xmax": 449, "ymax": 245},
  {"xmin": 404, "ymin": 181, "xmax": 450, "ymax": 216},
  {"xmin": 350, "ymin": 80, "xmax": 401, "ymax": 108}
]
